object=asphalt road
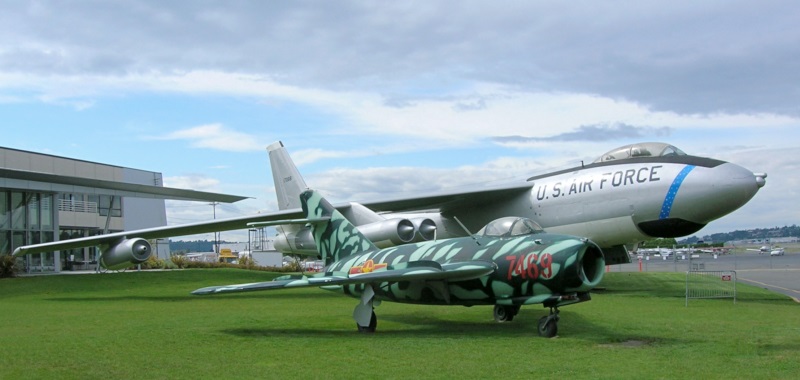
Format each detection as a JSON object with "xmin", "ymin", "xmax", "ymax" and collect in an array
[{"xmin": 614, "ymin": 251, "xmax": 800, "ymax": 302}]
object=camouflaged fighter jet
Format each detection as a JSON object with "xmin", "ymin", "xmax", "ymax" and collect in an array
[{"xmin": 192, "ymin": 189, "xmax": 605, "ymax": 337}]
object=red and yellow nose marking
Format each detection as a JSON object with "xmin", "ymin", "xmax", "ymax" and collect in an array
[{"xmin": 349, "ymin": 259, "xmax": 387, "ymax": 275}]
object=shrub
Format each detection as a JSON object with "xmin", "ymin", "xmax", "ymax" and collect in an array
[
  {"xmin": 238, "ymin": 255, "xmax": 256, "ymax": 269},
  {"xmin": 0, "ymin": 254, "xmax": 20, "ymax": 278},
  {"xmin": 178, "ymin": 259, "xmax": 302, "ymax": 273},
  {"xmin": 170, "ymin": 254, "xmax": 187, "ymax": 269},
  {"xmin": 282, "ymin": 260, "xmax": 302, "ymax": 272},
  {"xmin": 140, "ymin": 255, "xmax": 165, "ymax": 270}
]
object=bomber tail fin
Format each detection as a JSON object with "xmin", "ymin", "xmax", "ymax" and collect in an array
[
  {"xmin": 268, "ymin": 141, "xmax": 308, "ymax": 210},
  {"xmin": 300, "ymin": 190, "xmax": 378, "ymax": 265}
]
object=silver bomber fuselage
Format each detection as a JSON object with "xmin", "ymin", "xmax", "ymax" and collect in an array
[{"xmin": 440, "ymin": 155, "xmax": 763, "ymax": 248}]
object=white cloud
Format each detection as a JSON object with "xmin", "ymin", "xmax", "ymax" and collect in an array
[
  {"xmin": 2, "ymin": 69, "xmax": 797, "ymax": 156},
  {"xmin": 163, "ymin": 174, "xmax": 221, "ymax": 191},
  {"xmin": 148, "ymin": 123, "xmax": 265, "ymax": 152}
]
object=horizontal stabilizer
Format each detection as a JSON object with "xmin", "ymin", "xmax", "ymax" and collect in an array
[{"xmin": 191, "ymin": 278, "xmax": 313, "ymax": 295}]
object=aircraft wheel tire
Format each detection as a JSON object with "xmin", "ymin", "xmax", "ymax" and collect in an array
[
  {"xmin": 357, "ymin": 311, "xmax": 377, "ymax": 333},
  {"xmin": 537, "ymin": 316, "xmax": 558, "ymax": 338},
  {"xmin": 493, "ymin": 305, "xmax": 515, "ymax": 323}
]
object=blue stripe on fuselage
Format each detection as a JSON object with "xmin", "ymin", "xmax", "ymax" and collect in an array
[{"xmin": 659, "ymin": 165, "xmax": 696, "ymax": 219}]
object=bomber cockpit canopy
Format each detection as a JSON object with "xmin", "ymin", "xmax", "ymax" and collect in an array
[
  {"xmin": 478, "ymin": 217, "xmax": 544, "ymax": 238},
  {"xmin": 593, "ymin": 142, "xmax": 686, "ymax": 163}
]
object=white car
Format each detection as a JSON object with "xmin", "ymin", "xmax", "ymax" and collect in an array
[{"xmin": 770, "ymin": 248, "xmax": 785, "ymax": 256}]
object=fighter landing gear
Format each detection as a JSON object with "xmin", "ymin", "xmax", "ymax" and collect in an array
[
  {"xmin": 357, "ymin": 311, "xmax": 377, "ymax": 333},
  {"xmin": 493, "ymin": 305, "xmax": 521, "ymax": 322},
  {"xmin": 354, "ymin": 284, "xmax": 378, "ymax": 333},
  {"xmin": 537, "ymin": 307, "xmax": 560, "ymax": 338}
]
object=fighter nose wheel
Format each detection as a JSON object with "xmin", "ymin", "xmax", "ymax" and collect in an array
[{"xmin": 537, "ymin": 307, "xmax": 560, "ymax": 338}]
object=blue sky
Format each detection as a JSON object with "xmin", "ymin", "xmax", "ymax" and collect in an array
[{"xmin": 1, "ymin": 1, "xmax": 798, "ymax": 241}]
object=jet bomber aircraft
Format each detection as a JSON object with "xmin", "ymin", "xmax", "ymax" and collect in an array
[{"xmin": 268, "ymin": 141, "xmax": 767, "ymax": 265}]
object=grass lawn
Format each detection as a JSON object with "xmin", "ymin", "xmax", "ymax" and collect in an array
[{"xmin": 1, "ymin": 269, "xmax": 797, "ymax": 379}]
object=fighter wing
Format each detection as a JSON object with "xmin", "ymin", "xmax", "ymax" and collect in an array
[
  {"xmin": 191, "ymin": 260, "xmax": 496, "ymax": 295},
  {"xmin": 13, "ymin": 208, "xmax": 305, "ymax": 257}
]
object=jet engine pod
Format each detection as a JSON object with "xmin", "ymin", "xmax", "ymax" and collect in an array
[
  {"xmin": 99, "ymin": 238, "xmax": 152, "ymax": 270},
  {"xmin": 274, "ymin": 227, "xmax": 319, "ymax": 256},
  {"xmin": 274, "ymin": 218, "xmax": 417, "ymax": 255},
  {"xmin": 358, "ymin": 218, "xmax": 416, "ymax": 248},
  {"xmin": 410, "ymin": 218, "xmax": 437, "ymax": 242}
]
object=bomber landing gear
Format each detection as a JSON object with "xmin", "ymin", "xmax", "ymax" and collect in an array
[
  {"xmin": 537, "ymin": 307, "xmax": 560, "ymax": 338},
  {"xmin": 493, "ymin": 305, "xmax": 521, "ymax": 322}
]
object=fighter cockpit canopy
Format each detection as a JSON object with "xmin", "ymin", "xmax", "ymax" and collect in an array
[
  {"xmin": 478, "ymin": 217, "xmax": 544, "ymax": 237},
  {"xmin": 593, "ymin": 142, "xmax": 686, "ymax": 163}
]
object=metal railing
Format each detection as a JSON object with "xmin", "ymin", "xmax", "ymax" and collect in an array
[
  {"xmin": 57, "ymin": 200, "xmax": 98, "ymax": 214},
  {"xmin": 686, "ymin": 270, "xmax": 737, "ymax": 306}
]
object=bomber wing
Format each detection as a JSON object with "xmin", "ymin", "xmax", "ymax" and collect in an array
[
  {"xmin": 191, "ymin": 260, "xmax": 496, "ymax": 295},
  {"xmin": 353, "ymin": 182, "xmax": 533, "ymax": 214},
  {"xmin": 15, "ymin": 181, "xmax": 532, "ymax": 257},
  {"xmin": 13, "ymin": 208, "xmax": 305, "ymax": 257}
]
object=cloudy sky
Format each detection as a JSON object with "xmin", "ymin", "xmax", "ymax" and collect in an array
[{"xmin": 1, "ymin": 1, "xmax": 797, "ymax": 241}]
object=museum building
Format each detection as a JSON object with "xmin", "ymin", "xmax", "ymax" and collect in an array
[{"xmin": 0, "ymin": 146, "xmax": 240, "ymax": 273}]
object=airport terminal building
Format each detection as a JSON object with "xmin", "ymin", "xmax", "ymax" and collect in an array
[{"xmin": 0, "ymin": 147, "xmax": 241, "ymax": 273}]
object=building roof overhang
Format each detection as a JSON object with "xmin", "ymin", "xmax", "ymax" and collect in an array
[{"xmin": 0, "ymin": 167, "xmax": 249, "ymax": 203}]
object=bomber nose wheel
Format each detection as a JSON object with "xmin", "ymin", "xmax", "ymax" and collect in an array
[
  {"xmin": 493, "ymin": 305, "xmax": 521, "ymax": 322},
  {"xmin": 537, "ymin": 307, "xmax": 560, "ymax": 338}
]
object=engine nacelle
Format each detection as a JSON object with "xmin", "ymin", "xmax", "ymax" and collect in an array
[
  {"xmin": 409, "ymin": 218, "xmax": 437, "ymax": 242},
  {"xmin": 274, "ymin": 227, "xmax": 318, "ymax": 256},
  {"xmin": 358, "ymin": 218, "xmax": 415, "ymax": 248},
  {"xmin": 274, "ymin": 218, "xmax": 418, "ymax": 255},
  {"xmin": 99, "ymin": 238, "xmax": 152, "ymax": 270}
]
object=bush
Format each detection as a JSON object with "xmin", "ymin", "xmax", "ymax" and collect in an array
[
  {"xmin": 238, "ymin": 255, "xmax": 256, "ymax": 269},
  {"xmin": 0, "ymin": 254, "xmax": 20, "ymax": 278},
  {"xmin": 170, "ymin": 254, "xmax": 187, "ymax": 269},
  {"xmin": 282, "ymin": 260, "xmax": 302, "ymax": 272},
  {"xmin": 179, "ymin": 259, "xmax": 301, "ymax": 273},
  {"xmin": 140, "ymin": 255, "xmax": 165, "ymax": 270}
]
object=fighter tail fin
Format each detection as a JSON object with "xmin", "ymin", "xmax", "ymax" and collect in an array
[
  {"xmin": 300, "ymin": 190, "xmax": 378, "ymax": 265},
  {"xmin": 268, "ymin": 141, "xmax": 308, "ymax": 210}
]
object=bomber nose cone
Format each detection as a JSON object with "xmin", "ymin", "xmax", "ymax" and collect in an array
[{"xmin": 673, "ymin": 162, "xmax": 764, "ymax": 224}]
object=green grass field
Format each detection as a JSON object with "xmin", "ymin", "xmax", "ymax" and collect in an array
[{"xmin": 1, "ymin": 269, "xmax": 797, "ymax": 379}]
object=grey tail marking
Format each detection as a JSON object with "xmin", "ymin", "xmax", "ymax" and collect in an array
[{"xmin": 268, "ymin": 141, "xmax": 308, "ymax": 210}]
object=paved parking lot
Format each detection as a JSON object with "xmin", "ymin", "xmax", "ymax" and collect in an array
[{"xmin": 613, "ymin": 251, "xmax": 800, "ymax": 301}]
